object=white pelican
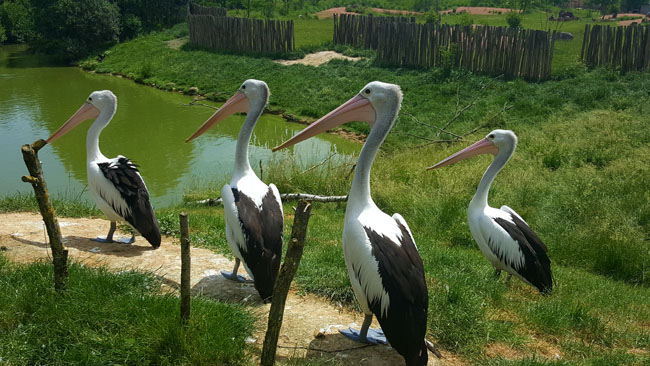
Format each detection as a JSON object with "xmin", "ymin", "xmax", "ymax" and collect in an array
[
  {"xmin": 46, "ymin": 90, "xmax": 161, "ymax": 248},
  {"xmin": 186, "ymin": 79, "xmax": 283, "ymax": 302},
  {"xmin": 275, "ymin": 82, "xmax": 437, "ymax": 365},
  {"xmin": 428, "ymin": 129, "xmax": 552, "ymax": 294}
]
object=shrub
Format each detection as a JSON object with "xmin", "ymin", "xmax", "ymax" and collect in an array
[
  {"xmin": 30, "ymin": 0, "xmax": 120, "ymax": 61},
  {"xmin": 0, "ymin": 22, "xmax": 6, "ymax": 43},
  {"xmin": 459, "ymin": 12, "xmax": 474, "ymax": 26},
  {"xmin": 506, "ymin": 11, "xmax": 522, "ymax": 28},
  {"xmin": 0, "ymin": 0, "xmax": 34, "ymax": 43}
]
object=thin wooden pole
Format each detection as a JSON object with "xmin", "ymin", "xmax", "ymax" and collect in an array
[
  {"xmin": 260, "ymin": 200, "xmax": 313, "ymax": 366},
  {"xmin": 180, "ymin": 212, "xmax": 191, "ymax": 322},
  {"xmin": 21, "ymin": 139, "xmax": 68, "ymax": 292}
]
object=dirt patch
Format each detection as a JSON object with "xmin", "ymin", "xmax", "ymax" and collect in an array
[
  {"xmin": 315, "ymin": 7, "xmax": 357, "ymax": 19},
  {"xmin": 0, "ymin": 212, "xmax": 449, "ymax": 365},
  {"xmin": 484, "ymin": 343, "xmax": 523, "ymax": 359},
  {"xmin": 166, "ymin": 37, "xmax": 188, "ymax": 50},
  {"xmin": 315, "ymin": 7, "xmax": 423, "ymax": 19},
  {"xmin": 441, "ymin": 7, "xmax": 515, "ymax": 15},
  {"xmin": 275, "ymin": 51, "xmax": 362, "ymax": 67}
]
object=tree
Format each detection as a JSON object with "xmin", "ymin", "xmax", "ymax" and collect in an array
[
  {"xmin": 0, "ymin": 0, "xmax": 34, "ymax": 43},
  {"xmin": 30, "ymin": 0, "xmax": 120, "ymax": 61}
]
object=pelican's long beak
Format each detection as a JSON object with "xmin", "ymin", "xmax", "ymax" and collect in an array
[
  {"xmin": 186, "ymin": 91, "xmax": 250, "ymax": 142},
  {"xmin": 46, "ymin": 102, "xmax": 100, "ymax": 144},
  {"xmin": 427, "ymin": 138, "xmax": 498, "ymax": 170},
  {"xmin": 272, "ymin": 94, "xmax": 375, "ymax": 151}
]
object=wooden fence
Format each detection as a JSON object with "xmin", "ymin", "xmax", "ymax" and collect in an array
[
  {"xmin": 333, "ymin": 13, "xmax": 415, "ymax": 49},
  {"xmin": 189, "ymin": 3, "xmax": 226, "ymax": 17},
  {"xmin": 188, "ymin": 14, "xmax": 294, "ymax": 54},
  {"xmin": 581, "ymin": 24, "xmax": 650, "ymax": 72},
  {"xmin": 375, "ymin": 23, "xmax": 556, "ymax": 81}
]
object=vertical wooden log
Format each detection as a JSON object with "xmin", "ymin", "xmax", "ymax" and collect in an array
[
  {"xmin": 21, "ymin": 139, "xmax": 68, "ymax": 292},
  {"xmin": 260, "ymin": 200, "xmax": 313, "ymax": 366},
  {"xmin": 179, "ymin": 212, "xmax": 191, "ymax": 322}
]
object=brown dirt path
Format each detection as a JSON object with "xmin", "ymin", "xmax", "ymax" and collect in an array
[
  {"xmin": 315, "ymin": 7, "xmax": 423, "ymax": 19},
  {"xmin": 274, "ymin": 51, "xmax": 362, "ymax": 67},
  {"xmin": 0, "ymin": 212, "xmax": 456, "ymax": 366}
]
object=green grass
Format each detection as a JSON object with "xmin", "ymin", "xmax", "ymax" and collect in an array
[
  {"xmin": 0, "ymin": 254, "xmax": 255, "ymax": 365},
  {"xmin": 8, "ymin": 11, "xmax": 650, "ymax": 364},
  {"xmin": 0, "ymin": 191, "xmax": 100, "ymax": 217}
]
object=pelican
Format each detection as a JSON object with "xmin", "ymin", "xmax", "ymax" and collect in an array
[
  {"xmin": 46, "ymin": 90, "xmax": 161, "ymax": 248},
  {"xmin": 274, "ymin": 82, "xmax": 437, "ymax": 366},
  {"xmin": 428, "ymin": 129, "xmax": 552, "ymax": 294},
  {"xmin": 186, "ymin": 79, "xmax": 283, "ymax": 302}
]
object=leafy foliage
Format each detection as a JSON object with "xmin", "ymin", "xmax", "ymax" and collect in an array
[
  {"xmin": 0, "ymin": 0, "xmax": 34, "ymax": 43},
  {"xmin": 30, "ymin": 0, "xmax": 121, "ymax": 61}
]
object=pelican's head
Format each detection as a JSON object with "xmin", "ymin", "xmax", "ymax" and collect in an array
[
  {"xmin": 427, "ymin": 129, "xmax": 518, "ymax": 170},
  {"xmin": 273, "ymin": 81, "xmax": 401, "ymax": 151},
  {"xmin": 46, "ymin": 90, "xmax": 116, "ymax": 144},
  {"xmin": 186, "ymin": 79, "xmax": 268, "ymax": 142}
]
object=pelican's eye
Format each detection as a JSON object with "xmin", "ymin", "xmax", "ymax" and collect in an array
[
  {"xmin": 488, "ymin": 134, "xmax": 495, "ymax": 140},
  {"xmin": 241, "ymin": 85, "xmax": 246, "ymax": 90},
  {"xmin": 364, "ymin": 88, "xmax": 371, "ymax": 95},
  {"xmin": 88, "ymin": 97, "xmax": 93, "ymax": 101}
]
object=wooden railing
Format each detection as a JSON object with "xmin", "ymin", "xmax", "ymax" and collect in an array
[
  {"xmin": 375, "ymin": 23, "xmax": 555, "ymax": 81},
  {"xmin": 582, "ymin": 24, "xmax": 650, "ymax": 72}
]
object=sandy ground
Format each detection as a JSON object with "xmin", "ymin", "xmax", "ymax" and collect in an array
[
  {"xmin": 274, "ymin": 51, "xmax": 362, "ymax": 67},
  {"xmin": 315, "ymin": 7, "xmax": 423, "ymax": 19},
  {"xmin": 441, "ymin": 7, "xmax": 515, "ymax": 15},
  {"xmin": 0, "ymin": 212, "xmax": 453, "ymax": 366},
  {"xmin": 601, "ymin": 13, "xmax": 646, "ymax": 26}
]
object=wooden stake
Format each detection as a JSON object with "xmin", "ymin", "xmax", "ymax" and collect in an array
[
  {"xmin": 180, "ymin": 212, "xmax": 191, "ymax": 322},
  {"xmin": 20, "ymin": 139, "xmax": 68, "ymax": 292},
  {"xmin": 260, "ymin": 200, "xmax": 313, "ymax": 366}
]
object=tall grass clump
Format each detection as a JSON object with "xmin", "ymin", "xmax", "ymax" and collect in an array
[
  {"xmin": 0, "ymin": 255, "xmax": 254, "ymax": 365},
  {"xmin": 0, "ymin": 191, "xmax": 100, "ymax": 217}
]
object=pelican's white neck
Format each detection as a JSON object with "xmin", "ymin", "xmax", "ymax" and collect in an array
[
  {"xmin": 348, "ymin": 103, "xmax": 399, "ymax": 211},
  {"xmin": 86, "ymin": 103, "xmax": 116, "ymax": 162},
  {"xmin": 233, "ymin": 97, "xmax": 265, "ymax": 180},
  {"xmin": 469, "ymin": 143, "xmax": 515, "ymax": 210}
]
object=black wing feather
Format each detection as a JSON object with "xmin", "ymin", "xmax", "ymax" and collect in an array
[
  {"xmin": 363, "ymin": 222, "xmax": 428, "ymax": 366},
  {"xmin": 493, "ymin": 215, "xmax": 552, "ymax": 294},
  {"xmin": 97, "ymin": 157, "xmax": 161, "ymax": 248},
  {"xmin": 233, "ymin": 187, "xmax": 283, "ymax": 301}
]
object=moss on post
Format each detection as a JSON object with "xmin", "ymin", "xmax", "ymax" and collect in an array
[
  {"xmin": 20, "ymin": 139, "xmax": 69, "ymax": 292},
  {"xmin": 260, "ymin": 200, "xmax": 312, "ymax": 366}
]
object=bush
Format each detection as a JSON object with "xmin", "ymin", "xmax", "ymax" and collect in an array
[
  {"xmin": 0, "ymin": 22, "xmax": 6, "ymax": 43},
  {"xmin": 459, "ymin": 12, "xmax": 474, "ymax": 26},
  {"xmin": 506, "ymin": 11, "xmax": 522, "ymax": 28},
  {"xmin": 30, "ymin": 0, "xmax": 120, "ymax": 61},
  {"xmin": 120, "ymin": 13, "xmax": 142, "ymax": 41},
  {"xmin": 0, "ymin": 0, "xmax": 34, "ymax": 43}
]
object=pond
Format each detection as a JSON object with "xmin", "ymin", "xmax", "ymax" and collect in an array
[{"xmin": 0, "ymin": 45, "xmax": 360, "ymax": 207}]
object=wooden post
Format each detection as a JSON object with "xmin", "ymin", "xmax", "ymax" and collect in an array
[
  {"xmin": 180, "ymin": 212, "xmax": 191, "ymax": 322},
  {"xmin": 260, "ymin": 200, "xmax": 313, "ymax": 366},
  {"xmin": 20, "ymin": 139, "xmax": 69, "ymax": 292}
]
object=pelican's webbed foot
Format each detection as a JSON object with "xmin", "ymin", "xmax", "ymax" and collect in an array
[
  {"xmin": 221, "ymin": 270, "xmax": 250, "ymax": 282},
  {"xmin": 340, "ymin": 327, "xmax": 387, "ymax": 344}
]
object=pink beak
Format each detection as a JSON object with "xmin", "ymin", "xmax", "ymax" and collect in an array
[
  {"xmin": 427, "ymin": 138, "xmax": 499, "ymax": 170},
  {"xmin": 273, "ymin": 94, "xmax": 375, "ymax": 151},
  {"xmin": 186, "ymin": 91, "xmax": 250, "ymax": 142},
  {"xmin": 46, "ymin": 102, "xmax": 100, "ymax": 144}
]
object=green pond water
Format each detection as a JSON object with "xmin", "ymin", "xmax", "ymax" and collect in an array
[{"xmin": 0, "ymin": 45, "xmax": 360, "ymax": 207}]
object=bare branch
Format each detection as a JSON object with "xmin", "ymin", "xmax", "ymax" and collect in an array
[
  {"xmin": 193, "ymin": 193, "xmax": 347, "ymax": 206},
  {"xmin": 299, "ymin": 152, "xmax": 337, "ymax": 175},
  {"xmin": 401, "ymin": 112, "xmax": 463, "ymax": 139}
]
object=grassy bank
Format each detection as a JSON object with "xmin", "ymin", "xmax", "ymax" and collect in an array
[
  {"xmin": 0, "ymin": 254, "xmax": 254, "ymax": 365},
  {"xmin": 5, "ymin": 16, "xmax": 649, "ymax": 364}
]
